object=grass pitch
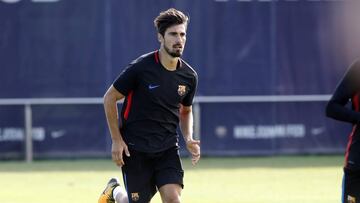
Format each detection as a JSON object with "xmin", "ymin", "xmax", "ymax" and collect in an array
[{"xmin": 0, "ymin": 156, "xmax": 344, "ymax": 203}]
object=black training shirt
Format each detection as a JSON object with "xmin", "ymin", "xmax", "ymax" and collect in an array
[
  {"xmin": 326, "ymin": 59, "xmax": 360, "ymax": 170},
  {"xmin": 113, "ymin": 51, "xmax": 198, "ymax": 153}
]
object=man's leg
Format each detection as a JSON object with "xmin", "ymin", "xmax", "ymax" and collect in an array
[
  {"xmin": 98, "ymin": 178, "xmax": 128, "ymax": 203},
  {"xmin": 113, "ymin": 185, "xmax": 129, "ymax": 203},
  {"xmin": 343, "ymin": 168, "xmax": 360, "ymax": 203},
  {"xmin": 159, "ymin": 183, "xmax": 182, "ymax": 203},
  {"xmin": 155, "ymin": 147, "xmax": 184, "ymax": 203},
  {"xmin": 122, "ymin": 149, "xmax": 157, "ymax": 203}
]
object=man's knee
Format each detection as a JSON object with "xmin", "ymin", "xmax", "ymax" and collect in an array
[
  {"xmin": 162, "ymin": 195, "xmax": 180, "ymax": 203},
  {"xmin": 159, "ymin": 184, "xmax": 182, "ymax": 203}
]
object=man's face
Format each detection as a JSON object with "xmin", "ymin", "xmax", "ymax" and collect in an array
[{"xmin": 159, "ymin": 24, "xmax": 187, "ymax": 58}]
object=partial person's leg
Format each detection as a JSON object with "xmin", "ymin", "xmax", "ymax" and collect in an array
[
  {"xmin": 98, "ymin": 177, "xmax": 128, "ymax": 203},
  {"xmin": 122, "ymin": 149, "xmax": 157, "ymax": 203},
  {"xmin": 343, "ymin": 168, "xmax": 360, "ymax": 203},
  {"xmin": 113, "ymin": 185, "xmax": 129, "ymax": 203},
  {"xmin": 155, "ymin": 147, "xmax": 184, "ymax": 203},
  {"xmin": 159, "ymin": 183, "xmax": 182, "ymax": 203}
]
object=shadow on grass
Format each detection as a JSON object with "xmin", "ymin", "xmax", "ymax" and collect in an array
[{"xmin": 0, "ymin": 155, "xmax": 344, "ymax": 172}]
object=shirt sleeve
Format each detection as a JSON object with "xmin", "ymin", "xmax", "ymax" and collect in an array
[
  {"xmin": 113, "ymin": 63, "xmax": 139, "ymax": 96},
  {"xmin": 181, "ymin": 72, "xmax": 198, "ymax": 106},
  {"xmin": 326, "ymin": 60, "xmax": 360, "ymax": 124}
]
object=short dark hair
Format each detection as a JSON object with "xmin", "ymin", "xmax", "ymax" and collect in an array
[{"xmin": 154, "ymin": 8, "xmax": 189, "ymax": 36}]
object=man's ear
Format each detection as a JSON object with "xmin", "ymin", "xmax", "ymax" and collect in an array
[{"xmin": 157, "ymin": 33, "xmax": 163, "ymax": 43}]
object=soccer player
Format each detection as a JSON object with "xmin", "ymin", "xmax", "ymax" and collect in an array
[
  {"xmin": 326, "ymin": 59, "xmax": 360, "ymax": 203},
  {"xmin": 98, "ymin": 8, "xmax": 200, "ymax": 203}
]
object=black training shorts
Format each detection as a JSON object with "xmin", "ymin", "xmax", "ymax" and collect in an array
[
  {"xmin": 122, "ymin": 146, "xmax": 184, "ymax": 203},
  {"xmin": 343, "ymin": 168, "xmax": 360, "ymax": 203}
]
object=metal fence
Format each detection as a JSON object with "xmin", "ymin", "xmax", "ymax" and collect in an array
[{"xmin": 0, "ymin": 94, "xmax": 332, "ymax": 162}]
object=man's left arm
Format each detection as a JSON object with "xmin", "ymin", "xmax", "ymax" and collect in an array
[{"xmin": 179, "ymin": 104, "xmax": 200, "ymax": 165}]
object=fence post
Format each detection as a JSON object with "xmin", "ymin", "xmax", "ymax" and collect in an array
[
  {"xmin": 193, "ymin": 102, "xmax": 201, "ymax": 141},
  {"xmin": 25, "ymin": 104, "xmax": 33, "ymax": 163}
]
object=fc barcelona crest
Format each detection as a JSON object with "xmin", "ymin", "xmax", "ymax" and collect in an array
[
  {"xmin": 131, "ymin": 192, "xmax": 139, "ymax": 202},
  {"xmin": 178, "ymin": 85, "xmax": 186, "ymax": 96},
  {"xmin": 348, "ymin": 195, "xmax": 356, "ymax": 203}
]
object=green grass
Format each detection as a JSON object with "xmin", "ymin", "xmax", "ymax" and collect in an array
[{"xmin": 0, "ymin": 156, "xmax": 344, "ymax": 203}]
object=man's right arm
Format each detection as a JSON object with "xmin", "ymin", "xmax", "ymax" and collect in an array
[
  {"xmin": 326, "ymin": 61, "xmax": 360, "ymax": 124},
  {"xmin": 104, "ymin": 85, "xmax": 130, "ymax": 167}
]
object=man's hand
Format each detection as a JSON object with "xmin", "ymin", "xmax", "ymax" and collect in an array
[
  {"xmin": 186, "ymin": 139, "xmax": 201, "ymax": 165},
  {"xmin": 111, "ymin": 139, "xmax": 130, "ymax": 167}
]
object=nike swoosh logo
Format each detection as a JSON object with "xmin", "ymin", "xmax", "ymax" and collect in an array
[
  {"xmin": 51, "ymin": 130, "xmax": 66, "ymax": 139},
  {"xmin": 148, "ymin": 84, "xmax": 160, "ymax": 89}
]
